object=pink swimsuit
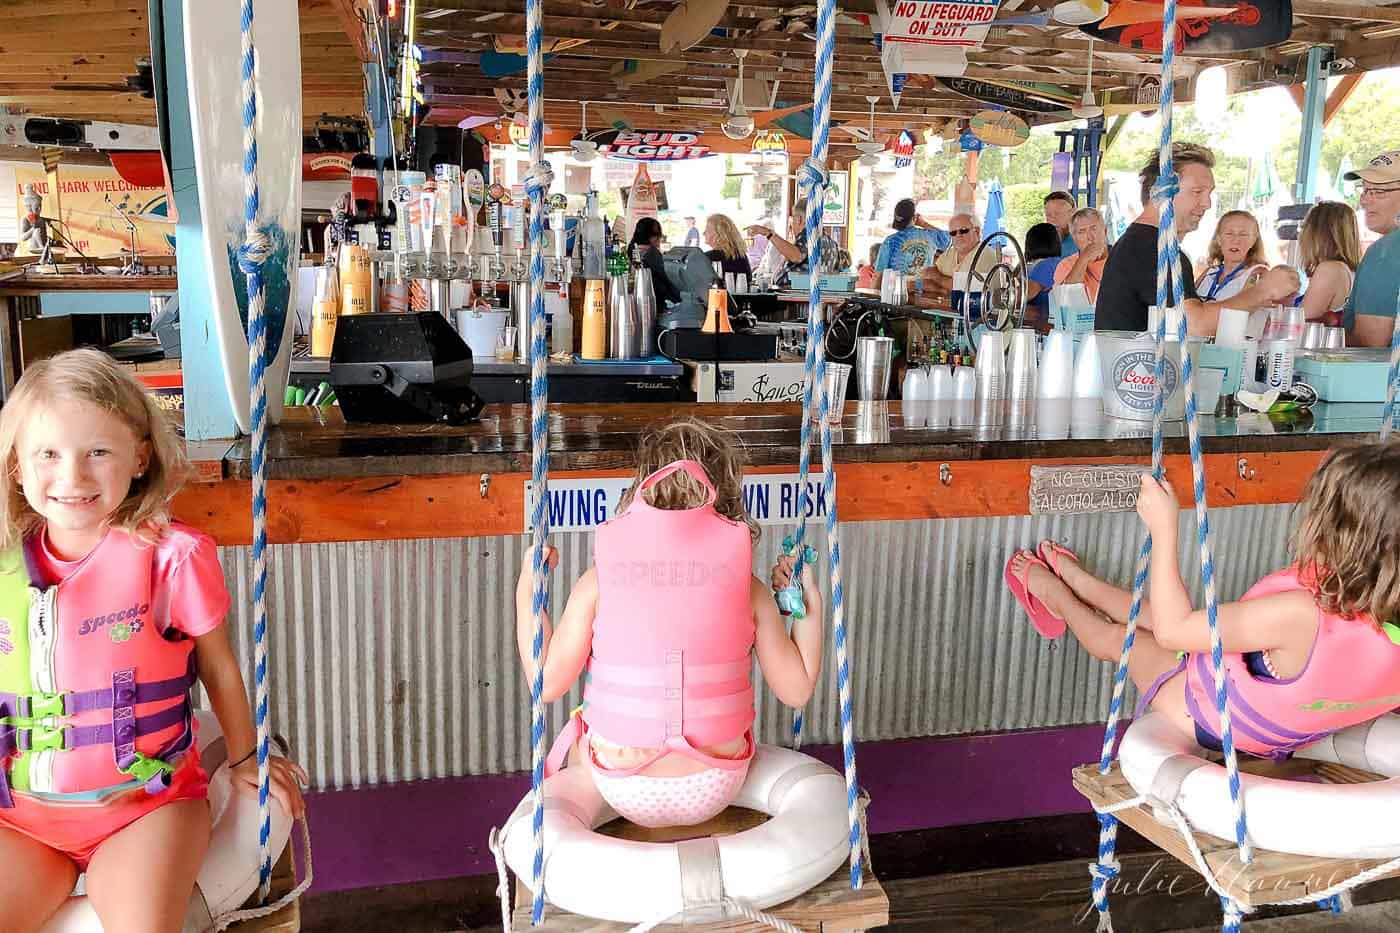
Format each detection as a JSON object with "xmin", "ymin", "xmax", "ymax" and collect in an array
[
  {"xmin": 547, "ymin": 460, "xmax": 758, "ymax": 827},
  {"xmin": 0, "ymin": 523, "xmax": 229, "ymax": 867}
]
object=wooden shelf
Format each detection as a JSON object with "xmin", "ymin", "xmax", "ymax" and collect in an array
[{"xmin": 1073, "ymin": 760, "xmax": 1400, "ymax": 910}]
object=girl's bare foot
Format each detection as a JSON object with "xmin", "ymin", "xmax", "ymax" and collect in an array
[{"xmin": 1008, "ymin": 549, "xmax": 1083, "ymax": 622}]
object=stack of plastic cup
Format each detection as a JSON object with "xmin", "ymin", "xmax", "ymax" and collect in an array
[
  {"xmin": 1324, "ymin": 326, "xmax": 1346, "ymax": 349},
  {"xmin": 1302, "ymin": 321, "xmax": 1325, "ymax": 349},
  {"xmin": 901, "ymin": 364, "xmax": 929, "ymax": 428},
  {"xmin": 928, "ymin": 364, "xmax": 953, "ymax": 429},
  {"xmin": 975, "ymin": 330, "xmax": 1006, "ymax": 426},
  {"xmin": 1038, "ymin": 330, "xmax": 1075, "ymax": 399},
  {"xmin": 1071, "ymin": 332, "xmax": 1103, "ymax": 422},
  {"xmin": 952, "ymin": 364, "xmax": 976, "ymax": 427},
  {"xmin": 1006, "ymin": 328, "xmax": 1039, "ymax": 411}
]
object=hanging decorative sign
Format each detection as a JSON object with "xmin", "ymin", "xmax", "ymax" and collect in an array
[
  {"xmin": 887, "ymin": 130, "xmax": 916, "ymax": 167},
  {"xmin": 624, "ymin": 162, "xmax": 659, "ymax": 236},
  {"xmin": 884, "ymin": 0, "xmax": 1002, "ymax": 49},
  {"xmin": 1082, "ymin": 0, "xmax": 1292, "ymax": 55},
  {"xmin": 302, "ymin": 153, "xmax": 354, "ymax": 180},
  {"xmin": 752, "ymin": 130, "xmax": 788, "ymax": 155},
  {"xmin": 937, "ymin": 77, "xmax": 1072, "ymax": 113},
  {"xmin": 969, "ymin": 109, "xmax": 1030, "ymax": 147},
  {"xmin": 823, "ymin": 171, "xmax": 848, "ymax": 227},
  {"xmin": 598, "ymin": 130, "xmax": 714, "ymax": 161},
  {"xmin": 506, "ymin": 121, "xmax": 530, "ymax": 151}
]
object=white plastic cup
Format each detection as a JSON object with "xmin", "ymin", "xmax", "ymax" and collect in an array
[
  {"xmin": 1039, "ymin": 330, "xmax": 1075, "ymax": 399},
  {"xmin": 823, "ymin": 362, "xmax": 853, "ymax": 422}
]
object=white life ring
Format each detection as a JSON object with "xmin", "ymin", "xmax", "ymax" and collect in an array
[
  {"xmin": 41, "ymin": 712, "xmax": 295, "ymax": 933},
  {"xmin": 500, "ymin": 744, "xmax": 851, "ymax": 925},
  {"xmin": 1119, "ymin": 710, "xmax": 1400, "ymax": 860}
]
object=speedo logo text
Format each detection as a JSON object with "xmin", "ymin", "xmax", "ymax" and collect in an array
[{"xmin": 77, "ymin": 603, "xmax": 149, "ymax": 637}]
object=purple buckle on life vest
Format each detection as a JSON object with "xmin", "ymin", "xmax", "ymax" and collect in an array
[{"xmin": 0, "ymin": 724, "xmax": 15, "ymax": 808}]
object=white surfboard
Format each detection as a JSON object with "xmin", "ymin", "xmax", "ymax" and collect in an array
[{"xmin": 183, "ymin": 0, "xmax": 300, "ymax": 433}]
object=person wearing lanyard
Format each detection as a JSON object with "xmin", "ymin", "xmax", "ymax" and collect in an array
[
  {"xmin": 1195, "ymin": 210, "xmax": 1268, "ymax": 302},
  {"xmin": 1053, "ymin": 207, "xmax": 1109, "ymax": 304}
]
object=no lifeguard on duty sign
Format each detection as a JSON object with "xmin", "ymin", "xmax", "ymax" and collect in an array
[{"xmin": 884, "ymin": 0, "xmax": 1000, "ymax": 48}]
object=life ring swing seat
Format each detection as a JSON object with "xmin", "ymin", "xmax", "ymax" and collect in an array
[
  {"xmin": 1074, "ymin": 712, "xmax": 1400, "ymax": 911},
  {"xmin": 39, "ymin": 712, "xmax": 307, "ymax": 933},
  {"xmin": 496, "ymin": 744, "xmax": 888, "ymax": 931}
]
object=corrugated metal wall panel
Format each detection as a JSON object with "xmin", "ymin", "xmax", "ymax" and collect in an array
[{"xmin": 214, "ymin": 503, "xmax": 1296, "ymax": 790}]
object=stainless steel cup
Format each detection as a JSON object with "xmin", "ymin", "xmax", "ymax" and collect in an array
[
  {"xmin": 856, "ymin": 336, "xmax": 895, "ymax": 401},
  {"xmin": 1324, "ymin": 326, "xmax": 1346, "ymax": 349}
]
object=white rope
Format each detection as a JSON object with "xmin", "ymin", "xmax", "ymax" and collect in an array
[
  {"xmin": 626, "ymin": 898, "xmax": 806, "ymax": 933},
  {"xmin": 210, "ymin": 816, "xmax": 315, "ymax": 932},
  {"xmin": 489, "ymin": 826, "xmax": 514, "ymax": 933}
]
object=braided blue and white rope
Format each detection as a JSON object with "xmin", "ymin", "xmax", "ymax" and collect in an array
[
  {"xmin": 524, "ymin": 0, "xmax": 553, "ymax": 923},
  {"xmin": 238, "ymin": 0, "xmax": 274, "ymax": 902},
  {"xmin": 1088, "ymin": 2, "xmax": 1250, "ymax": 930},
  {"xmin": 1381, "ymin": 288, "xmax": 1400, "ymax": 442},
  {"xmin": 789, "ymin": 0, "xmax": 863, "ymax": 889}
]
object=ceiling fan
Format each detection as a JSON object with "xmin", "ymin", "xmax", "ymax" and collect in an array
[
  {"xmin": 856, "ymin": 96, "xmax": 884, "ymax": 165},
  {"xmin": 721, "ymin": 49, "xmax": 756, "ymax": 140},
  {"xmin": 571, "ymin": 102, "xmax": 599, "ymax": 162},
  {"xmin": 1072, "ymin": 37, "xmax": 1104, "ymax": 118}
]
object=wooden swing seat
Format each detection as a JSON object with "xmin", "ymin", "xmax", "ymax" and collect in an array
[
  {"xmin": 1073, "ymin": 757, "xmax": 1400, "ymax": 910},
  {"xmin": 510, "ymin": 806, "xmax": 889, "ymax": 931}
]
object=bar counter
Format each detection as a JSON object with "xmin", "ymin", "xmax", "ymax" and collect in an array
[{"xmin": 183, "ymin": 401, "xmax": 1379, "ymax": 546}]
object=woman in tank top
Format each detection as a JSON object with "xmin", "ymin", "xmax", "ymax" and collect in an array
[{"xmin": 1298, "ymin": 201, "xmax": 1361, "ymax": 327}]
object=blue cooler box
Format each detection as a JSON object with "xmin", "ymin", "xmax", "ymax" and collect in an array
[{"xmin": 1293, "ymin": 349, "xmax": 1392, "ymax": 402}]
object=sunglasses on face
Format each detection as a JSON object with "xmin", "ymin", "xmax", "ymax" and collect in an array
[{"xmin": 950, "ymin": 227, "xmax": 974, "ymax": 236}]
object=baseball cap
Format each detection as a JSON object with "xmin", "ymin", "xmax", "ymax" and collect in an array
[
  {"xmin": 892, "ymin": 198, "xmax": 916, "ymax": 229},
  {"xmin": 1344, "ymin": 150, "xmax": 1400, "ymax": 185}
]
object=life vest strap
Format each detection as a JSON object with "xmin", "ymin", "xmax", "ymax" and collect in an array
[
  {"xmin": 588, "ymin": 657, "xmax": 751, "ymax": 689},
  {"xmin": 0, "ymin": 656, "xmax": 196, "ymax": 721},
  {"xmin": 8, "ymin": 698, "xmax": 190, "ymax": 754}
]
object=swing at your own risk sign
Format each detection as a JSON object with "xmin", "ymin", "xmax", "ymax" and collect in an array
[
  {"xmin": 884, "ymin": 0, "xmax": 1000, "ymax": 49},
  {"xmin": 525, "ymin": 474, "xmax": 836, "ymax": 533}
]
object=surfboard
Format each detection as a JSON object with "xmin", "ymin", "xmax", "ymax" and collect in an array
[
  {"xmin": 183, "ymin": 0, "xmax": 300, "ymax": 433},
  {"xmin": 661, "ymin": 0, "xmax": 731, "ymax": 54},
  {"xmin": 1082, "ymin": 0, "xmax": 1292, "ymax": 55}
]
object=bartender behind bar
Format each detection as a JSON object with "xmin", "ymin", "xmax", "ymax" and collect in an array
[{"xmin": 631, "ymin": 218, "xmax": 681, "ymax": 311}]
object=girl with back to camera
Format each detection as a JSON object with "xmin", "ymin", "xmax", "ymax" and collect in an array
[
  {"xmin": 1005, "ymin": 442, "xmax": 1400, "ymax": 757},
  {"xmin": 0, "ymin": 349, "xmax": 306, "ymax": 933},
  {"xmin": 1297, "ymin": 201, "xmax": 1361, "ymax": 326},
  {"xmin": 515, "ymin": 418, "xmax": 823, "ymax": 827}
]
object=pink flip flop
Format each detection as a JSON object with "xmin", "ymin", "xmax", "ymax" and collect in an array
[
  {"xmin": 1004, "ymin": 551, "xmax": 1066, "ymax": 639},
  {"xmin": 1037, "ymin": 540, "xmax": 1079, "ymax": 578}
]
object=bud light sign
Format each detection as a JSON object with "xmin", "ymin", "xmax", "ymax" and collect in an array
[{"xmin": 1111, "ymin": 350, "xmax": 1178, "ymax": 414}]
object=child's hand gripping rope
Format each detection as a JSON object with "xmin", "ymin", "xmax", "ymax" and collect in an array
[{"xmin": 774, "ymin": 534, "xmax": 819, "ymax": 620}]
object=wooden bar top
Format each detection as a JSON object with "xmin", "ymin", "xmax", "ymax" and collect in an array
[{"xmin": 221, "ymin": 401, "xmax": 1384, "ymax": 481}]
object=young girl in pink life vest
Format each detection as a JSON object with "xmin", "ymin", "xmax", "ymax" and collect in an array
[
  {"xmin": 1006, "ymin": 441, "xmax": 1400, "ymax": 758},
  {"xmin": 515, "ymin": 418, "xmax": 825, "ymax": 828},
  {"xmin": 0, "ymin": 349, "xmax": 307, "ymax": 933}
]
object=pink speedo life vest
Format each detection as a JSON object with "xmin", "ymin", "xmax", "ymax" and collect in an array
[
  {"xmin": 579, "ymin": 459, "xmax": 756, "ymax": 776},
  {"xmin": 1185, "ymin": 567, "xmax": 1400, "ymax": 759},
  {"xmin": 0, "ymin": 527, "xmax": 197, "ymax": 806}
]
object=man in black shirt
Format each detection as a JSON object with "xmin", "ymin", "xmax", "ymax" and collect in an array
[{"xmin": 1095, "ymin": 143, "xmax": 1298, "ymax": 335}]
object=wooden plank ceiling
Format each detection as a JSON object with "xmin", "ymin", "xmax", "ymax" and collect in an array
[
  {"xmin": 0, "ymin": 0, "xmax": 367, "ymax": 130},
  {"xmin": 415, "ymin": 0, "xmax": 1400, "ymax": 140}
]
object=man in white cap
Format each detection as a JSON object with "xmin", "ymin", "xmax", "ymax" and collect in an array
[{"xmin": 1344, "ymin": 150, "xmax": 1400, "ymax": 347}]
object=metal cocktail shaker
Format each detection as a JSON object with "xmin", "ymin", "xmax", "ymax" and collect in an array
[
  {"xmin": 632, "ymin": 265, "xmax": 656, "ymax": 357},
  {"xmin": 608, "ymin": 272, "xmax": 640, "ymax": 359}
]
